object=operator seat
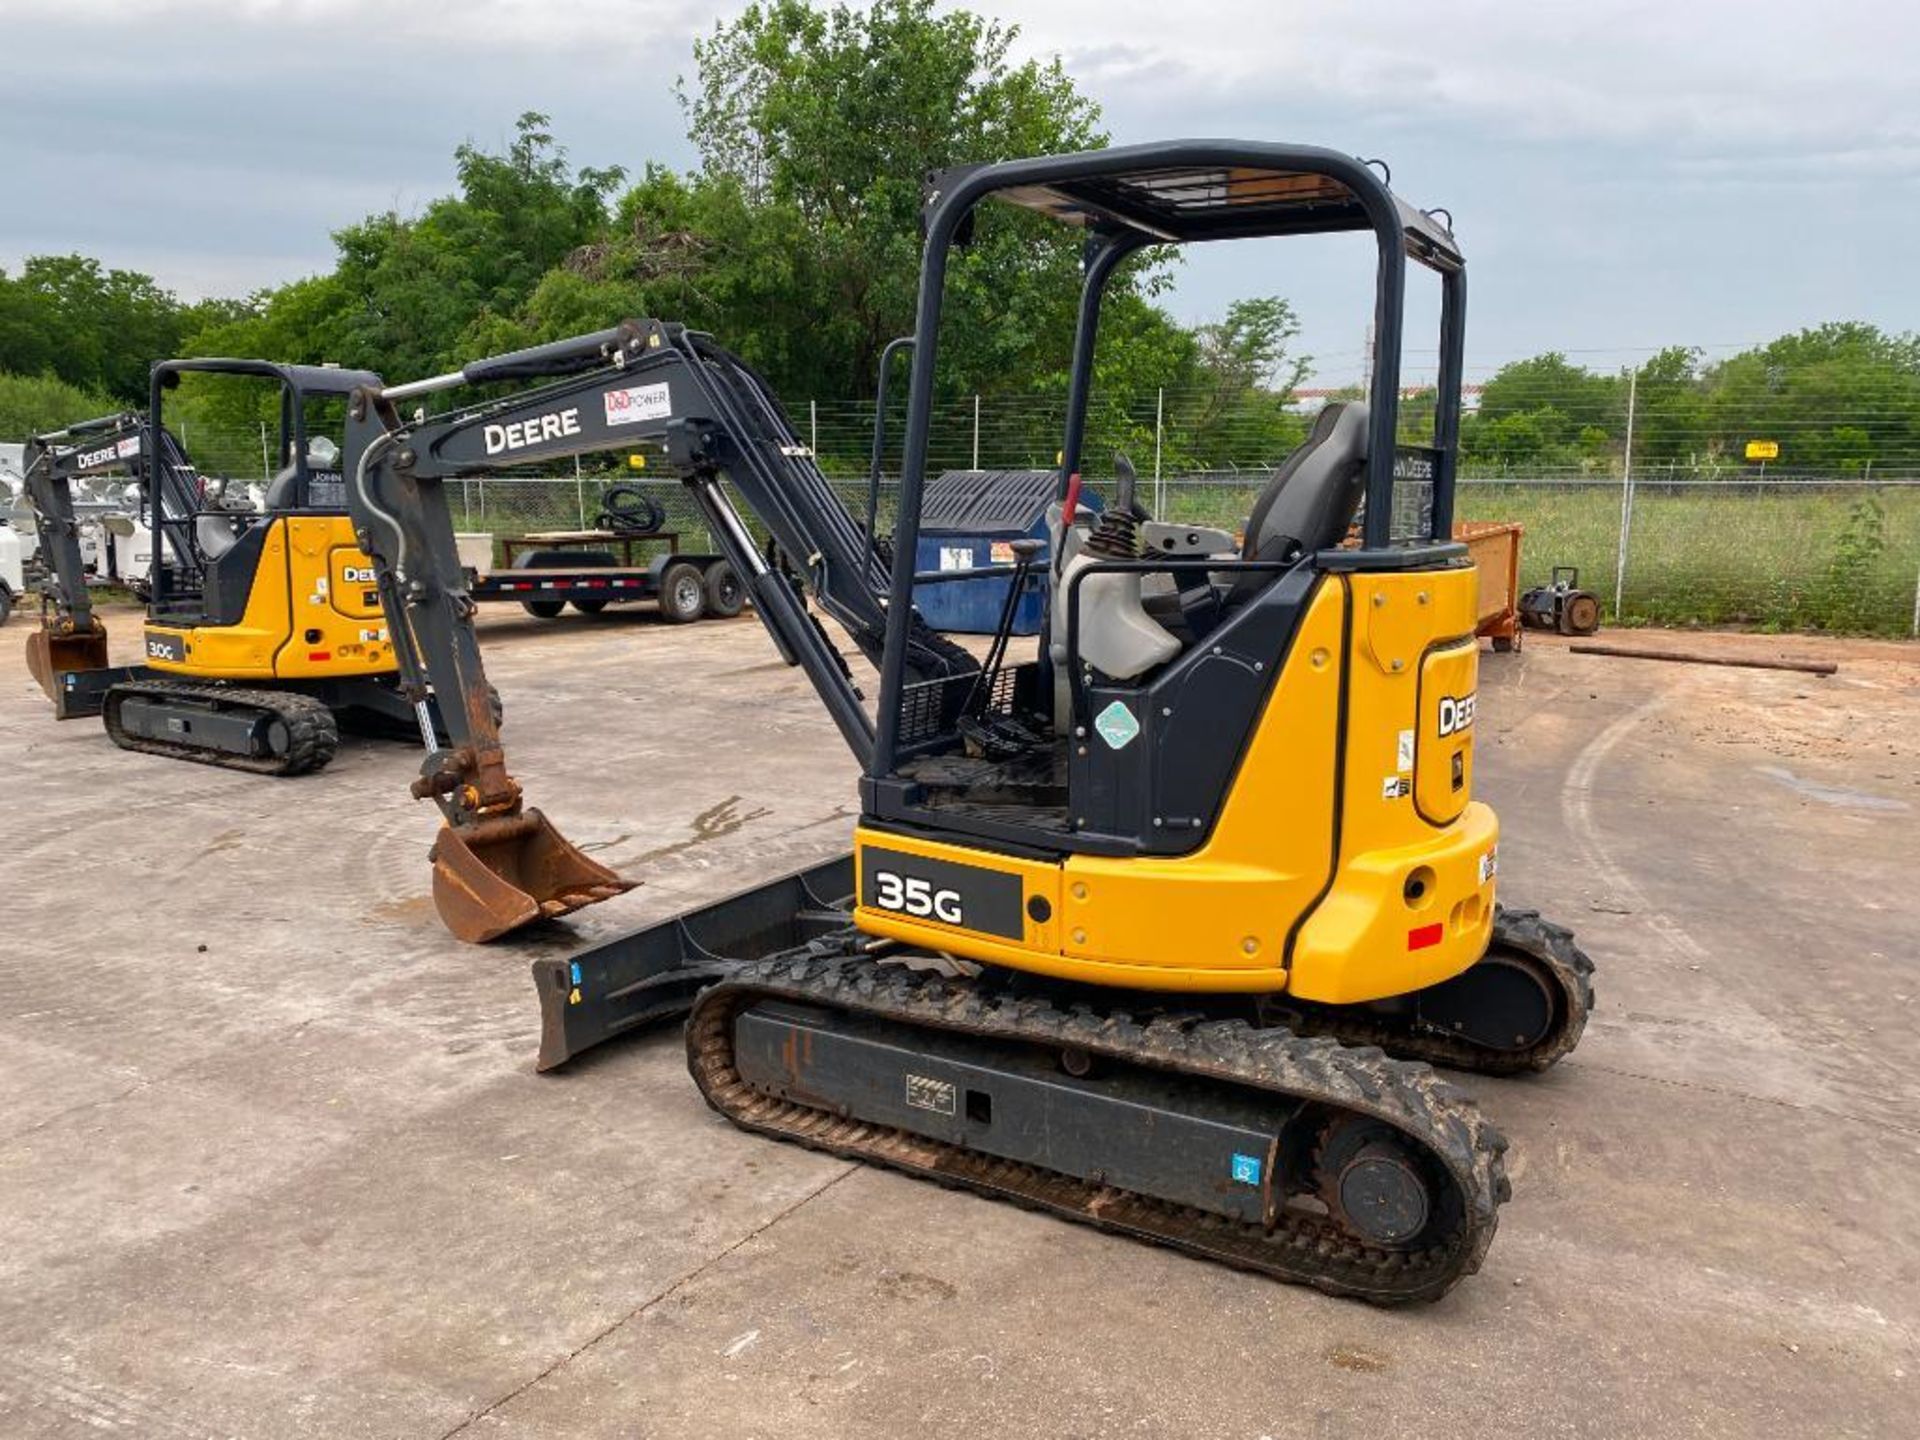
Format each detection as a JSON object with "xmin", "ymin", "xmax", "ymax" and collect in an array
[
  {"xmin": 195, "ymin": 464, "xmax": 296, "ymax": 562},
  {"xmin": 1232, "ymin": 399, "xmax": 1370, "ymax": 590},
  {"xmin": 263, "ymin": 463, "xmax": 301, "ymax": 511},
  {"xmin": 1144, "ymin": 400, "xmax": 1371, "ymax": 639},
  {"xmin": 1053, "ymin": 405, "xmax": 1372, "ymax": 715}
]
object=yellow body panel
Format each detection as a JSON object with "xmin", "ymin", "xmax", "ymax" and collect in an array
[
  {"xmin": 143, "ymin": 516, "xmax": 394, "ymax": 682},
  {"xmin": 853, "ymin": 562, "xmax": 1499, "ymax": 1005},
  {"xmin": 1287, "ymin": 567, "xmax": 1495, "ymax": 1001}
]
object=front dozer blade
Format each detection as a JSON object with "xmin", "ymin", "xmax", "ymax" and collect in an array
[
  {"xmin": 533, "ymin": 854, "xmax": 855, "ymax": 1070},
  {"xmin": 430, "ymin": 809, "xmax": 636, "ymax": 944},
  {"xmin": 24, "ymin": 625, "xmax": 110, "ymax": 703}
]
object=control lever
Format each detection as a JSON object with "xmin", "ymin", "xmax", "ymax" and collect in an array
[{"xmin": 964, "ymin": 537, "xmax": 1043, "ymax": 720}]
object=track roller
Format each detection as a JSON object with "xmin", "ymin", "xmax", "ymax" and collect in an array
[
  {"xmin": 689, "ymin": 951, "xmax": 1511, "ymax": 1304},
  {"xmin": 102, "ymin": 680, "xmax": 339, "ymax": 776}
]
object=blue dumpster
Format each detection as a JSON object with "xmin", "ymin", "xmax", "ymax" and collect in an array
[{"xmin": 911, "ymin": 469, "xmax": 1101, "ymax": 635}]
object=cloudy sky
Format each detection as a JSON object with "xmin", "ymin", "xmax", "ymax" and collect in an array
[{"xmin": 2, "ymin": 0, "xmax": 1915, "ymax": 386}]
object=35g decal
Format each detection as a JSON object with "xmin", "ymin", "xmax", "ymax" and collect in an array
[{"xmin": 870, "ymin": 870, "xmax": 964, "ymax": 924}]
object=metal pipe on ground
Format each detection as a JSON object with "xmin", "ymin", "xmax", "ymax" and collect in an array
[{"xmin": 1570, "ymin": 643, "xmax": 1837, "ymax": 677}]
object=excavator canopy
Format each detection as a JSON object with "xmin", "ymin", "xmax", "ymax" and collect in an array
[{"xmin": 984, "ymin": 158, "xmax": 1462, "ymax": 267}]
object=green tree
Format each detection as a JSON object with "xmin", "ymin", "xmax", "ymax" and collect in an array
[
  {"xmin": 1462, "ymin": 353, "xmax": 1620, "ymax": 469},
  {"xmin": 672, "ymin": 0, "xmax": 1107, "ymax": 398},
  {"xmin": 0, "ymin": 271, "xmax": 57, "ymax": 382},
  {"xmin": 1626, "ymin": 345, "xmax": 1706, "ymax": 467},
  {"xmin": 0, "ymin": 370, "xmax": 123, "ymax": 439},
  {"xmin": 1702, "ymin": 323, "xmax": 1920, "ymax": 470},
  {"xmin": 195, "ymin": 113, "xmax": 626, "ymax": 384},
  {"xmin": 0, "ymin": 256, "xmax": 186, "ymax": 401},
  {"xmin": 1158, "ymin": 298, "xmax": 1310, "ymax": 467}
]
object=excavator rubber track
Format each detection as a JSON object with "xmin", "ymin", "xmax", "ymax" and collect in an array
[
  {"xmin": 688, "ymin": 950, "xmax": 1511, "ymax": 1305},
  {"xmin": 102, "ymin": 680, "xmax": 339, "ymax": 776},
  {"xmin": 1274, "ymin": 906, "xmax": 1596, "ymax": 1077}
]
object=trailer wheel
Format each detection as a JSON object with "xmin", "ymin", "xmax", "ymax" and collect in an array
[
  {"xmin": 521, "ymin": 599, "xmax": 566, "ymax": 619},
  {"xmin": 0, "ymin": 587, "xmax": 13, "ymax": 628},
  {"xmin": 703, "ymin": 562, "xmax": 745, "ymax": 618},
  {"xmin": 571, "ymin": 598, "xmax": 610, "ymax": 615},
  {"xmin": 657, "ymin": 561, "xmax": 707, "ymax": 623}
]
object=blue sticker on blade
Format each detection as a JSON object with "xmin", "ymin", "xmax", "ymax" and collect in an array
[
  {"xmin": 570, "ymin": 962, "xmax": 582, "ymax": 986},
  {"xmin": 1230, "ymin": 1153, "xmax": 1262, "ymax": 1186}
]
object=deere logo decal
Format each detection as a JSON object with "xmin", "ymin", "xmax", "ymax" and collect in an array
[
  {"xmin": 1437, "ymin": 692, "xmax": 1477, "ymax": 737},
  {"xmin": 483, "ymin": 407, "xmax": 582, "ymax": 455}
]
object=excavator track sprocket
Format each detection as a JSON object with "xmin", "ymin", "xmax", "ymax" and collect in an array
[
  {"xmin": 102, "ymin": 680, "xmax": 339, "ymax": 777},
  {"xmin": 688, "ymin": 950, "xmax": 1510, "ymax": 1305},
  {"xmin": 1275, "ymin": 904, "xmax": 1595, "ymax": 1077}
]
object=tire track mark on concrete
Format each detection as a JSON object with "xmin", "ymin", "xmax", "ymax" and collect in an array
[{"xmin": 1559, "ymin": 694, "xmax": 1714, "ymax": 966}]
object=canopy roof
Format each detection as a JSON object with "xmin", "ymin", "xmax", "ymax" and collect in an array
[{"xmin": 936, "ymin": 143, "xmax": 1462, "ymax": 271}]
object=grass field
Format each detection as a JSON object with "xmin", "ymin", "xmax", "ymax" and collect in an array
[
  {"xmin": 1151, "ymin": 477, "xmax": 1920, "ymax": 636},
  {"xmin": 461, "ymin": 473, "xmax": 1920, "ymax": 637}
]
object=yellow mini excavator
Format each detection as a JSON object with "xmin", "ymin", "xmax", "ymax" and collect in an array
[
  {"xmin": 22, "ymin": 358, "xmax": 481, "ymax": 775},
  {"xmin": 340, "ymin": 141, "xmax": 1593, "ymax": 1303}
]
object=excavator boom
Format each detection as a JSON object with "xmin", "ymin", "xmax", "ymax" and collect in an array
[
  {"xmin": 19, "ymin": 412, "xmax": 146, "ymax": 699},
  {"xmin": 342, "ymin": 320, "xmax": 972, "ymax": 941}
]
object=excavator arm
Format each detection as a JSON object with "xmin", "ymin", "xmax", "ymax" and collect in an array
[
  {"xmin": 343, "ymin": 318, "xmax": 970, "ymax": 941},
  {"xmin": 19, "ymin": 411, "xmax": 146, "ymax": 698}
]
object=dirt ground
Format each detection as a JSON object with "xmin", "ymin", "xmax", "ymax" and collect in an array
[{"xmin": 0, "ymin": 601, "xmax": 1915, "ymax": 1439}]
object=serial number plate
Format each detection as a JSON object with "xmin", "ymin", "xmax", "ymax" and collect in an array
[{"xmin": 905, "ymin": 1074, "xmax": 956, "ymax": 1116}]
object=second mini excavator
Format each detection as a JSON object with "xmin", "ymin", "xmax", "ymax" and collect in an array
[
  {"xmin": 22, "ymin": 358, "xmax": 483, "ymax": 776},
  {"xmin": 341, "ymin": 140, "xmax": 1594, "ymax": 1303}
]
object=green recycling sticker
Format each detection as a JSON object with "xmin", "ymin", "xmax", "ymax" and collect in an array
[{"xmin": 1094, "ymin": 699, "xmax": 1141, "ymax": 750}]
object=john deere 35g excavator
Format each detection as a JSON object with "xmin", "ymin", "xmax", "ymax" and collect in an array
[
  {"xmin": 22, "ymin": 358, "xmax": 464, "ymax": 775},
  {"xmin": 341, "ymin": 141, "xmax": 1593, "ymax": 1303}
]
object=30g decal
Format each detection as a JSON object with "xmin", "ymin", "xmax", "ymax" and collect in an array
[{"xmin": 870, "ymin": 870, "xmax": 964, "ymax": 924}]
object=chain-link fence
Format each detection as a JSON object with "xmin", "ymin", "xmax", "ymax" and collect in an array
[
  {"xmin": 438, "ymin": 465, "xmax": 1919, "ymax": 636},
  {"xmin": 145, "ymin": 375, "xmax": 1920, "ymax": 637}
]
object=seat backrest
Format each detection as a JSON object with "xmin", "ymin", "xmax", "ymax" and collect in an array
[
  {"xmin": 263, "ymin": 463, "xmax": 301, "ymax": 511},
  {"xmin": 1239, "ymin": 401, "xmax": 1370, "ymax": 572}
]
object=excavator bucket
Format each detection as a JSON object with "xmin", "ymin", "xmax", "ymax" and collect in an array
[
  {"xmin": 24, "ymin": 625, "xmax": 111, "ymax": 703},
  {"xmin": 429, "ymin": 809, "xmax": 636, "ymax": 943}
]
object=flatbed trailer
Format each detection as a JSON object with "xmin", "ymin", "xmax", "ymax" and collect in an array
[{"xmin": 460, "ymin": 529, "xmax": 745, "ymax": 623}]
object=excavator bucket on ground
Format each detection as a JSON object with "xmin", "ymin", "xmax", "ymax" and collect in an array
[
  {"xmin": 428, "ymin": 810, "xmax": 634, "ymax": 943},
  {"xmin": 24, "ymin": 624, "xmax": 110, "ymax": 703}
]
